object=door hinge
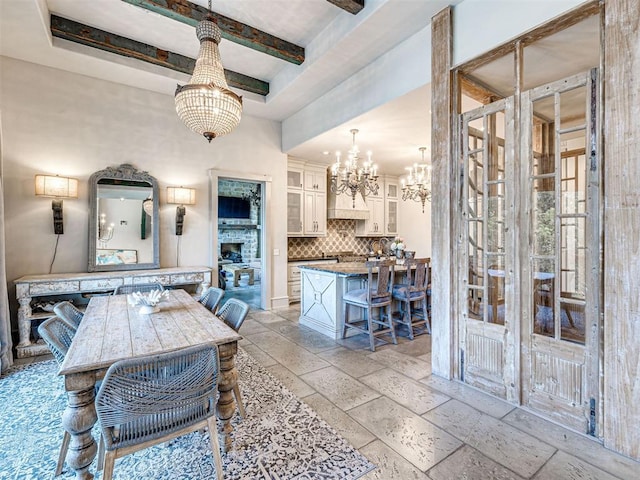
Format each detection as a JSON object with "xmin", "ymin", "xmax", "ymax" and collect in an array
[
  {"xmin": 588, "ymin": 397, "xmax": 597, "ymax": 436},
  {"xmin": 460, "ymin": 349, "xmax": 465, "ymax": 382}
]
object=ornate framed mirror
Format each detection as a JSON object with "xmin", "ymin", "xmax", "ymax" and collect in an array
[{"xmin": 88, "ymin": 164, "xmax": 159, "ymax": 272}]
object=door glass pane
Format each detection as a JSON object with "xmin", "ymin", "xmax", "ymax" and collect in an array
[
  {"xmin": 533, "ymin": 258, "xmax": 555, "ymax": 337},
  {"xmin": 487, "ymin": 255, "xmax": 505, "ymax": 325},
  {"xmin": 487, "ymin": 111, "xmax": 506, "ymax": 181},
  {"xmin": 532, "ymin": 178, "xmax": 555, "ymax": 256},
  {"xmin": 487, "ymin": 182, "xmax": 505, "ymax": 254}
]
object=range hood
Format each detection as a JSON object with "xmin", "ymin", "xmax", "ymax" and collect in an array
[{"xmin": 326, "ymin": 171, "xmax": 370, "ymax": 220}]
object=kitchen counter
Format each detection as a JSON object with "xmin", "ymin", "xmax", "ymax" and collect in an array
[
  {"xmin": 298, "ymin": 261, "xmax": 408, "ymax": 277},
  {"xmin": 297, "ymin": 261, "xmax": 408, "ymax": 339},
  {"xmin": 287, "ymin": 256, "xmax": 338, "ymax": 262}
]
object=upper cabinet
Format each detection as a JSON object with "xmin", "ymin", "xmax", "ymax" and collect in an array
[
  {"xmin": 287, "ymin": 160, "xmax": 327, "ymax": 237},
  {"xmin": 356, "ymin": 176, "xmax": 399, "ymax": 237},
  {"xmin": 304, "ymin": 169, "xmax": 326, "ymax": 192},
  {"xmin": 287, "ymin": 165, "xmax": 304, "ymax": 190}
]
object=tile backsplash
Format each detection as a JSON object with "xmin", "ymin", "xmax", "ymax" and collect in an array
[{"xmin": 288, "ymin": 219, "xmax": 383, "ymax": 258}]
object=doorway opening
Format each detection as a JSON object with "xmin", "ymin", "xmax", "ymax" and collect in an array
[{"xmin": 217, "ymin": 179, "xmax": 263, "ymax": 309}]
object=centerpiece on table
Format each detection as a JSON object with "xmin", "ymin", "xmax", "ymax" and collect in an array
[
  {"xmin": 389, "ymin": 237, "xmax": 406, "ymax": 259},
  {"xmin": 128, "ymin": 290, "xmax": 168, "ymax": 314}
]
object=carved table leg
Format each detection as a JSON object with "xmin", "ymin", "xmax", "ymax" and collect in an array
[
  {"xmin": 63, "ymin": 374, "xmax": 98, "ymax": 479},
  {"xmin": 216, "ymin": 341, "xmax": 238, "ymax": 453}
]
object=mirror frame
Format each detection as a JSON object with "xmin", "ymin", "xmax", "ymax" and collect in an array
[{"xmin": 88, "ymin": 163, "xmax": 159, "ymax": 272}]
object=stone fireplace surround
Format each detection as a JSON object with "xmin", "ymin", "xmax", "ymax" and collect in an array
[{"xmin": 218, "ymin": 179, "xmax": 260, "ymax": 263}]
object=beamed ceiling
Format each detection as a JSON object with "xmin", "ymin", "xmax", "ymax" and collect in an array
[{"xmin": 1, "ymin": 1, "xmax": 599, "ymax": 176}]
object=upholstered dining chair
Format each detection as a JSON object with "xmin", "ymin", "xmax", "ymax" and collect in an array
[
  {"xmin": 342, "ymin": 259, "xmax": 397, "ymax": 352},
  {"xmin": 391, "ymin": 257, "xmax": 431, "ymax": 339},
  {"xmin": 113, "ymin": 283, "xmax": 164, "ymax": 295},
  {"xmin": 53, "ymin": 301, "xmax": 84, "ymax": 329},
  {"xmin": 200, "ymin": 286, "xmax": 225, "ymax": 315},
  {"xmin": 95, "ymin": 344, "xmax": 224, "ymax": 480},
  {"xmin": 37, "ymin": 316, "xmax": 77, "ymax": 476},
  {"xmin": 216, "ymin": 298, "xmax": 249, "ymax": 418}
]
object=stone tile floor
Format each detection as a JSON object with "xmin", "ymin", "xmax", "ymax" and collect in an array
[{"xmin": 17, "ymin": 303, "xmax": 640, "ymax": 480}]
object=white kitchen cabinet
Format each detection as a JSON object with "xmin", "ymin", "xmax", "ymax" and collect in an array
[
  {"xmin": 287, "ymin": 190, "xmax": 304, "ymax": 235},
  {"xmin": 303, "ymin": 191, "xmax": 327, "ymax": 235},
  {"xmin": 304, "ymin": 169, "xmax": 326, "ymax": 192},
  {"xmin": 355, "ymin": 197, "xmax": 385, "ymax": 236},
  {"xmin": 385, "ymin": 198, "xmax": 398, "ymax": 235},
  {"xmin": 287, "ymin": 165, "xmax": 304, "ymax": 190},
  {"xmin": 287, "ymin": 161, "xmax": 327, "ymax": 237}
]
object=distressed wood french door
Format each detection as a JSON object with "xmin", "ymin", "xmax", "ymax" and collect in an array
[
  {"xmin": 520, "ymin": 69, "xmax": 601, "ymax": 434},
  {"xmin": 460, "ymin": 97, "xmax": 518, "ymax": 401},
  {"xmin": 459, "ymin": 69, "xmax": 601, "ymax": 434}
]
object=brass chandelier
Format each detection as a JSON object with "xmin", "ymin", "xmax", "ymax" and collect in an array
[
  {"xmin": 401, "ymin": 147, "xmax": 432, "ymax": 213},
  {"xmin": 330, "ymin": 129, "xmax": 379, "ymax": 208},
  {"xmin": 175, "ymin": 0, "xmax": 242, "ymax": 142}
]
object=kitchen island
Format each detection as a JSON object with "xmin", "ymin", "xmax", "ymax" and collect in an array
[{"xmin": 298, "ymin": 261, "xmax": 407, "ymax": 339}]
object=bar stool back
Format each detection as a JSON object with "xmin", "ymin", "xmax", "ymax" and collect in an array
[{"xmin": 392, "ymin": 257, "xmax": 431, "ymax": 339}]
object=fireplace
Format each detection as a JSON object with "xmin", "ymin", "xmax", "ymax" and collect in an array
[{"xmin": 221, "ymin": 242, "xmax": 243, "ymax": 263}]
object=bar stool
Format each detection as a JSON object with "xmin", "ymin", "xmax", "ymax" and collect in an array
[
  {"xmin": 342, "ymin": 259, "xmax": 397, "ymax": 351},
  {"xmin": 392, "ymin": 257, "xmax": 431, "ymax": 339}
]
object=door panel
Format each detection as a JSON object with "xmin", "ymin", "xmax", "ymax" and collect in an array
[
  {"xmin": 521, "ymin": 70, "xmax": 599, "ymax": 434},
  {"xmin": 461, "ymin": 98, "xmax": 515, "ymax": 400}
]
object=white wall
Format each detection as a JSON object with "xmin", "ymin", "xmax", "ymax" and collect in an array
[{"xmin": 0, "ymin": 57, "xmax": 288, "ymax": 325}]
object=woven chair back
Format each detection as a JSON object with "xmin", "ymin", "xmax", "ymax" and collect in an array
[
  {"xmin": 200, "ymin": 286, "xmax": 225, "ymax": 314},
  {"xmin": 95, "ymin": 344, "xmax": 220, "ymax": 451},
  {"xmin": 217, "ymin": 298, "xmax": 250, "ymax": 332},
  {"xmin": 37, "ymin": 316, "xmax": 76, "ymax": 364},
  {"xmin": 53, "ymin": 301, "xmax": 84, "ymax": 329}
]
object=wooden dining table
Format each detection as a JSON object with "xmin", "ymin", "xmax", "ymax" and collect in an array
[{"xmin": 58, "ymin": 288, "xmax": 242, "ymax": 480}]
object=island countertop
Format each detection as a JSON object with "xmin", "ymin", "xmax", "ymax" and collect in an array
[{"xmin": 298, "ymin": 261, "xmax": 408, "ymax": 277}]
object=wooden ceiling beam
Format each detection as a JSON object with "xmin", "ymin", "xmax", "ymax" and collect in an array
[
  {"xmin": 122, "ymin": 0, "xmax": 305, "ymax": 65},
  {"xmin": 50, "ymin": 15, "xmax": 269, "ymax": 96},
  {"xmin": 326, "ymin": 0, "xmax": 365, "ymax": 15}
]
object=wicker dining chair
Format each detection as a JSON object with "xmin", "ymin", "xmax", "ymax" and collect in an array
[
  {"xmin": 216, "ymin": 298, "xmax": 249, "ymax": 418},
  {"xmin": 342, "ymin": 259, "xmax": 397, "ymax": 351},
  {"xmin": 113, "ymin": 283, "xmax": 164, "ymax": 295},
  {"xmin": 200, "ymin": 286, "xmax": 225, "ymax": 315},
  {"xmin": 95, "ymin": 344, "xmax": 224, "ymax": 480},
  {"xmin": 37, "ymin": 316, "xmax": 77, "ymax": 476},
  {"xmin": 391, "ymin": 257, "xmax": 431, "ymax": 339},
  {"xmin": 53, "ymin": 301, "xmax": 84, "ymax": 329}
]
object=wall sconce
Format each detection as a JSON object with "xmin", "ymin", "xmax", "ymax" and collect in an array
[
  {"xmin": 166, "ymin": 187, "xmax": 196, "ymax": 235},
  {"xmin": 35, "ymin": 174, "xmax": 79, "ymax": 234}
]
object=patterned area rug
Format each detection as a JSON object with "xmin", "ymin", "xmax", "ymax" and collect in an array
[{"xmin": 0, "ymin": 349, "xmax": 375, "ymax": 479}]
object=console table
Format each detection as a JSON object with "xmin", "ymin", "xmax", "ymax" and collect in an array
[{"xmin": 14, "ymin": 266, "xmax": 212, "ymax": 358}]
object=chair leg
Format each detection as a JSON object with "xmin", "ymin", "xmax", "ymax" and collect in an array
[
  {"xmin": 405, "ymin": 300, "xmax": 414, "ymax": 340},
  {"xmin": 97, "ymin": 435, "xmax": 105, "ymax": 471},
  {"xmin": 423, "ymin": 297, "xmax": 432, "ymax": 334},
  {"xmin": 388, "ymin": 304, "xmax": 397, "ymax": 345},
  {"xmin": 233, "ymin": 383, "xmax": 247, "ymax": 418},
  {"xmin": 342, "ymin": 301, "xmax": 349, "ymax": 339},
  {"xmin": 102, "ymin": 451, "xmax": 116, "ymax": 480},
  {"xmin": 367, "ymin": 306, "xmax": 376, "ymax": 352},
  {"xmin": 207, "ymin": 416, "xmax": 224, "ymax": 480},
  {"xmin": 55, "ymin": 431, "xmax": 70, "ymax": 476}
]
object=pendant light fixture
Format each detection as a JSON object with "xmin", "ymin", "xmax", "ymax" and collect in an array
[
  {"xmin": 401, "ymin": 147, "xmax": 432, "ymax": 213},
  {"xmin": 175, "ymin": 0, "xmax": 242, "ymax": 142}
]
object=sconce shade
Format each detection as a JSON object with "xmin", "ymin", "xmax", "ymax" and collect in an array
[
  {"xmin": 35, "ymin": 175, "xmax": 78, "ymax": 198},
  {"xmin": 167, "ymin": 187, "xmax": 196, "ymax": 205}
]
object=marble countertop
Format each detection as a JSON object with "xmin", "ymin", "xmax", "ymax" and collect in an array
[{"xmin": 298, "ymin": 261, "xmax": 408, "ymax": 277}]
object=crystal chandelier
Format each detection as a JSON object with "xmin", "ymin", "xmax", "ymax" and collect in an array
[
  {"xmin": 401, "ymin": 147, "xmax": 432, "ymax": 213},
  {"xmin": 330, "ymin": 129, "xmax": 379, "ymax": 208},
  {"xmin": 175, "ymin": 0, "xmax": 242, "ymax": 142}
]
